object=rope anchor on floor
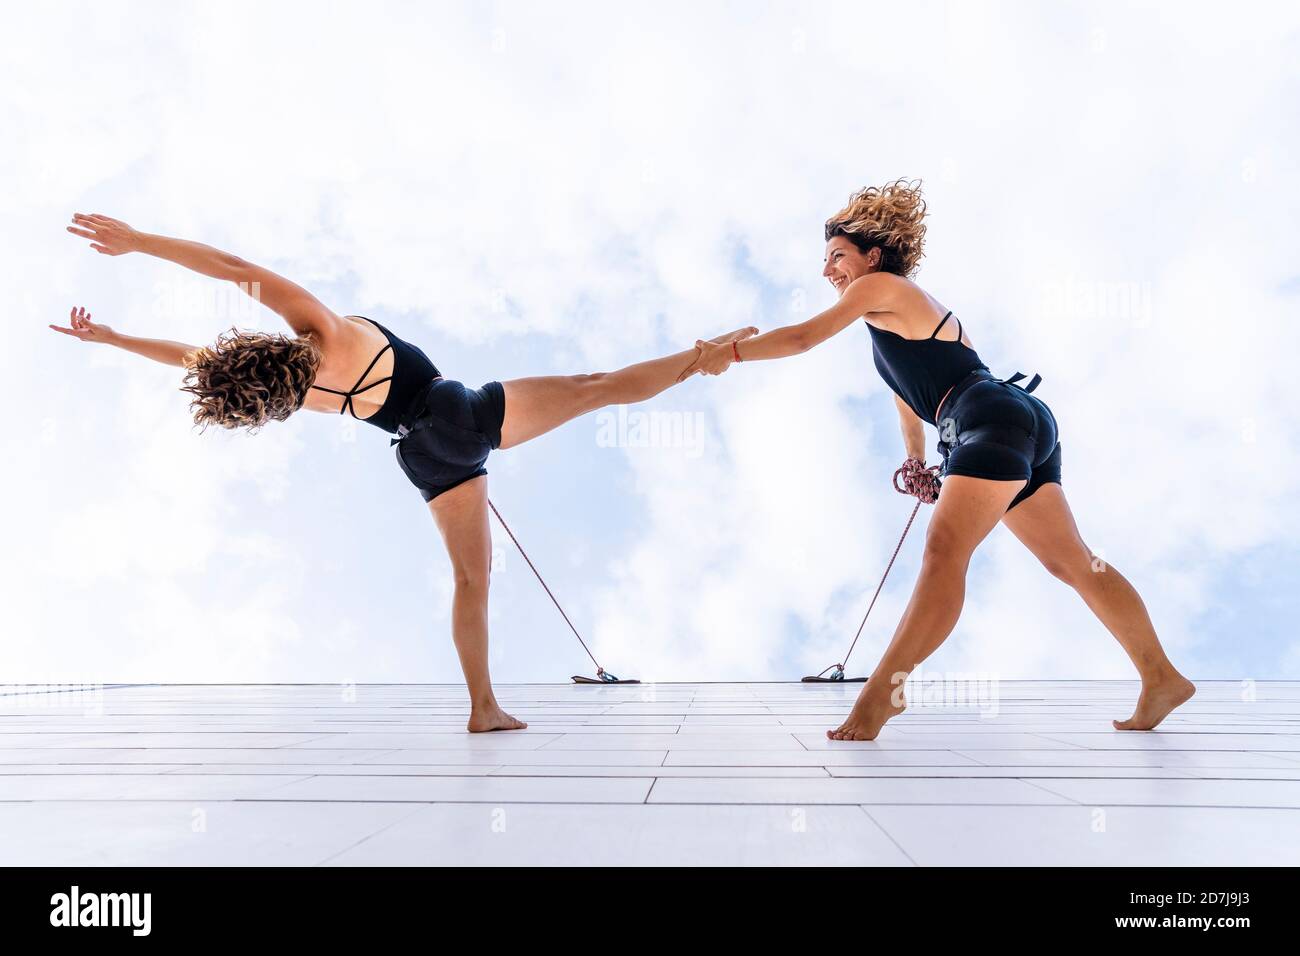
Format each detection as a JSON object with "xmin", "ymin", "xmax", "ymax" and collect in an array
[
  {"xmin": 488, "ymin": 499, "xmax": 639, "ymax": 685},
  {"xmin": 802, "ymin": 458, "xmax": 940, "ymax": 683}
]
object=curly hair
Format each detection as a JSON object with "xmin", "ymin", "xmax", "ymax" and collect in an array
[
  {"xmin": 824, "ymin": 178, "xmax": 928, "ymax": 277},
  {"xmin": 180, "ymin": 327, "xmax": 322, "ymax": 432}
]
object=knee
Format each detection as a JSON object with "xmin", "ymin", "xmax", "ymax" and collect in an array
[
  {"xmin": 1043, "ymin": 548, "xmax": 1100, "ymax": 588},
  {"xmin": 921, "ymin": 526, "xmax": 972, "ymax": 570},
  {"xmin": 451, "ymin": 565, "xmax": 490, "ymax": 597}
]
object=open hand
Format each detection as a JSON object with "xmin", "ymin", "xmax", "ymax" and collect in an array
[
  {"xmin": 66, "ymin": 213, "xmax": 141, "ymax": 255},
  {"xmin": 50, "ymin": 306, "xmax": 115, "ymax": 344},
  {"xmin": 676, "ymin": 325, "xmax": 759, "ymax": 381}
]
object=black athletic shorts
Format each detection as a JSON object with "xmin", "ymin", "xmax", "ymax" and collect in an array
[
  {"xmin": 393, "ymin": 379, "xmax": 506, "ymax": 502},
  {"xmin": 935, "ymin": 370, "xmax": 1061, "ymax": 512}
]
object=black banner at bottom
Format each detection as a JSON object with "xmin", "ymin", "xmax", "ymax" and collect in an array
[{"xmin": 0, "ymin": 866, "xmax": 1286, "ymax": 942}]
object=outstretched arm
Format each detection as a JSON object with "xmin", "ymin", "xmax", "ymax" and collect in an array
[
  {"xmin": 66, "ymin": 213, "xmax": 343, "ymax": 339},
  {"xmin": 50, "ymin": 306, "xmax": 198, "ymax": 367},
  {"xmin": 683, "ymin": 272, "xmax": 898, "ymax": 377}
]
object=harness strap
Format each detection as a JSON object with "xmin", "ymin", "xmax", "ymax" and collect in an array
[
  {"xmin": 389, "ymin": 378, "xmax": 444, "ymax": 446},
  {"xmin": 998, "ymin": 371, "xmax": 1042, "ymax": 392}
]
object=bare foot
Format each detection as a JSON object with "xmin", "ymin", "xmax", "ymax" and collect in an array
[
  {"xmin": 467, "ymin": 706, "xmax": 528, "ymax": 733},
  {"xmin": 826, "ymin": 686, "xmax": 907, "ymax": 741},
  {"xmin": 707, "ymin": 326, "xmax": 760, "ymax": 345},
  {"xmin": 1113, "ymin": 672, "xmax": 1196, "ymax": 731}
]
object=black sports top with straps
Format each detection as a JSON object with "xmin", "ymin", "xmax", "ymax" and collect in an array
[
  {"xmin": 866, "ymin": 311, "xmax": 990, "ymax": 424},
  {"xmin": 309, "ymin": 316, "xmax": 440, "ymax": 434}
]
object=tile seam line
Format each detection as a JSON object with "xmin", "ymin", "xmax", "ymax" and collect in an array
[
  {"xmin": 0, "ymin": 684, "xmax": 157, "ymax": 698},
  {"xmin": 311, "ymin": 802, "xmax": 433, "ymax": 866},
  {"xmin": 0, "ymin": 771, "xmax": 1252, "ymax": 780},
  {"xmin": 856, "ymin": 805, "xmax": 920, "ymax": 867},
  {"xmin": 7, "ymin": 797, "xmax": 1300, "ymax": 808},
  {"xmin": 1013, "ymin": 776, "xmax": 1089, "ymax": 806},
  {"xmin": 34, "ymin": 770, "xmax": 754, "ymax": 780},
  {"xmin": 15, "ymin": 680, "xmax": 1283, "ymax": 688}
]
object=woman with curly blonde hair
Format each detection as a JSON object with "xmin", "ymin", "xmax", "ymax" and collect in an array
[
  {"xmin": 56, "ymin": 213, "xmax": 755, "ymax": 732},
  {"xmin": 687, "ymin": 179, "xmax": 1194, "ymax": 740}
]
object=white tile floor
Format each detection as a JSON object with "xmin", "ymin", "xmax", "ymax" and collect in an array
[{"xmin": 1, "ymin": 681, "xmax": 1298, "ymax": 866}]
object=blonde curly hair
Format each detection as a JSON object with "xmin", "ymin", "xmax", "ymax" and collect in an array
[
  {"xmin": 824, "ymin": 178, "xmax": 928, "ymax": 277},
  {"xmin": 180, "ymin": 327, "xmax": 322, "ymax": 432}
]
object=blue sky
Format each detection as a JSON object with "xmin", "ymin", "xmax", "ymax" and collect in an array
[{"xmin": 3, "ymin": 0, "xmax": 1298, "ymax": 685}]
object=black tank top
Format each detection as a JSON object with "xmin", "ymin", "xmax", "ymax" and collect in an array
[
  {"xmin": 867, "ymin": 311, "xmax": 989, "ymax": 423},
  {"xmin": 309, "ymin": 316, "xmax": 440, "ymax": 434}
]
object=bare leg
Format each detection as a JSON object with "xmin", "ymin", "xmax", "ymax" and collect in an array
[
  {"xmin": 827, "ymin": 475, "xmax": 1027, "ymax": 741},
  {"xmin": 426, "ymin": 475, "xmax": 527, "ymax": 732},
  {"xmin": 497, "ymin": 326, "xmax": 757, "ymax": 450},
  {"xmin": 1000, "ymin": 483, "xmax": 1195, "ymax": 730}
]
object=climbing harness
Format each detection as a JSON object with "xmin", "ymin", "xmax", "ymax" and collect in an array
[
  {"xmin": 487, "ymin": 499, "xmax": 639, "ymax": 685},
  {"xmin": 802, "ymin": 457, "xmax": 941, "ymax": 683}
]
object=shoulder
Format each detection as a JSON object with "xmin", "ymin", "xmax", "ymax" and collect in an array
[
  {"xmin": 843, "ymin": 271, "xmax": 909, "ymax": 307},
  {"xmin": 839, "ymin": 273, "xmax": 912, "ymax": 327},
  {"xmin": 231, "ymin": 258, "xmax": 345, "ymax": 338},
  {"xmin": 305, "ymin": 313, "xmax": 369, "ymax": 357}
]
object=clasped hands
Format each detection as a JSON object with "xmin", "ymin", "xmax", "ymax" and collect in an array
[{"xmin": 676, "ymin": 326, "xmax": 759, "ymax": 383}]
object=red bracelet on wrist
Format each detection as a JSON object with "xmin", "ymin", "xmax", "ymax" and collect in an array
[{"xmin": 732, "ymin": 340, "xmax": 742, "ymax": 362}]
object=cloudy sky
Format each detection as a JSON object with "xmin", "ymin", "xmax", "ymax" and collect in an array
[{"xmin": 3, "ymin": 0, "xmax": 1297, "ymax": 688}]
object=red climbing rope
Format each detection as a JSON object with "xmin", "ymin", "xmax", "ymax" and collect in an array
[
  {"xmin": 894, "ymin": 455, "xmax": 943, "ymax": 504},
  {"xmin": 487, "ymin": 498, "xmax": 606, "ymax": 678},
  {"xmin": 809, "ymin": 457, "xmax": 941, "ymax": 681}
]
